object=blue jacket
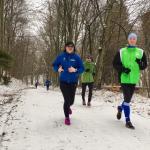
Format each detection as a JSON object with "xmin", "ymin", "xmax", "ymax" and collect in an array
[
  {"xmin": 45, "ymin": 80, "xmax": 51, "ymax": 86},
  {"xmin": 52, "ymin": 52, "xmax": 84, "ymax": 83}
]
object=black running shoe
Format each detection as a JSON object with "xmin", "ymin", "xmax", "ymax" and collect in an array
[
  {"xmin": 126, "ymin": 121, "xmax": 135, "ymax": 129},
  {"xmin": 117, "ymin": 106, "xmax": 122, "ymax": 120},
  {"xmin": 87, "ymin": 102, "xmax": 91, "ymax": 107},
  {"xmin": 82, "ymin": 101, "xmax": 86, "ymax": 106}
]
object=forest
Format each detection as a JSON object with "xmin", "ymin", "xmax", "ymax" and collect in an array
[{"xmin": 0, "ymin": 0, "xmax": 150, "ymax": 96}]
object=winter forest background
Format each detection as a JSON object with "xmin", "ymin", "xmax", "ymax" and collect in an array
[
  {"xmin": 0, "ymin": 0, "xmax": 150, "ymax": 96},
  {"xmin": 1, "ymin": 1, "xmax": 150, "ymax": 149}
]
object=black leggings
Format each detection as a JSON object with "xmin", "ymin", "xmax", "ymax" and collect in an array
[
  {"xmin": 82, "ymin": 82, "xmax": 94, "ymax": 102},
  {"xmin": 46, "ymin": 85, "xmax": 50, "ymax": 91},
  {"xmin": 60, "ymin": 82, "xmax": 77, "ymax": 118},
  {"xmin": 121, "ymin": 84, "xmax": 136, "ymax": 103}
]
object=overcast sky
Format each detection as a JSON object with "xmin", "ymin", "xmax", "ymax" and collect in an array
[
  {"xmin": 27, "ymin": 0, "xmax": 44, "ymax": 8},
  {"xmin": 25, "ymin": 0, "xmax": 46, "ymax": 35}
]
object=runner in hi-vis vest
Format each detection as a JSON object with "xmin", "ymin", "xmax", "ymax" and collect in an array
[{"xmin": 113, "ymin": 33, "xmax": 147, "ymax": 129}]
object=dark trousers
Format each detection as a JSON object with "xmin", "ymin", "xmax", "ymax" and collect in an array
[
  {"xmin": 121, "ymin": 84, "xmax": 136, "ymax": 103},
  {"xmin": 46, "ymin": 85, "xmax": 50, "ymax": 91},
  {"xmin": 35, "ymin": 84, "xmax": 38, "ymax": 89},
  {"xmin": 60, "ymin": 82, "xmax": 77, "ymax": 118},
  {"xmin": 82, "ymin": 82, "xmax": 94, "ymax": 103}
]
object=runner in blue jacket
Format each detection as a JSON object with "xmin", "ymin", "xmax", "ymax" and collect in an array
[{"xmin": 53, "ymin": 41, "xmax": 84, "ymax": 125}]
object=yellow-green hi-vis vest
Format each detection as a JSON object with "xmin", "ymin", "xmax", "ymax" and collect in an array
[{"xmin": 120, "ymin": 47, "xmax": 143, "ymax": 84}]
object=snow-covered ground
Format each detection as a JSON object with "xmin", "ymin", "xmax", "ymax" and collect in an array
[
  {"xmin": 0, "ymin": 79, "xmax": 28, "ymax": 146},
  {"xmin": 93, "ymin": 89, "xmax": 150, "ymax": 119},
  {"xmin": 0, "ymin": 79, "xmax": 26, "ymax": 96},
  {"xmin": 0, "ymin": 84, "xmax": 150, "ymax": 150}
]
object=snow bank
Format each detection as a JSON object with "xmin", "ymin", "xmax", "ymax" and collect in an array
[
  {"xmin": 0, "ymin": 78, "xmax": 26, "ymax": 95},
  {"xmin": 0, "ymin": 78, "xmax": 27, "ymax": 139}
]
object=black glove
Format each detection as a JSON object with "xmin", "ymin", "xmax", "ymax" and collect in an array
[
  {"xmin": 92, "ymin": 73, "xmax": 95, "ymax": 76},
  {"xmin": 85, "ymin": 68, "xmax": 90, "ymax": 72},
  {"xmin": 122, "ymin": 67, "xmax": 131, "ymax": 74},
  {"xmin": 136, "ymin": 58, "xmax": 141, "ymax": 65}
]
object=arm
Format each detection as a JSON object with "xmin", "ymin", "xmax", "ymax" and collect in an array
[
  {"xmin": 84, "ymin": 62, "xmax": 94, "ymax": 73},
  {"xmin": 113, "ymin": 51, "xmax": 131, "ymax": 75},
  {"xmin": 84, "ymin": 62, "xmax": 90, "ymax": 72},
  {"xmin": 76, "ymin": 56, "xmax": 84, "ymax": 74},
  {"xmin": 113, "ymin": 51, "xmax": 123, "ymax": 83},
  {"xmin": 136, "ymin": 52, "xmax": 147, "ymax": 70},
  {"xmin": 113, "ymin": 51, "xmax": 124, "ymax": 73},
  {"xmin": 52, "ymin": 55, "xmax": 61, "ymax": 72},
  {"xmin": 92, "ymin": 63, "xmax": 96, "ymax": 76}
]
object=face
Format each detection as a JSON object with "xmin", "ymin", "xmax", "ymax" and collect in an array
[
  {"xmin": 86, "ymin": 57, "xmax": 92, "ymax": 62},
  {"xmin": 128, "ymin": 37, "xmax": 137, "ymax": 46},
  {"xmin": 66, "ymin": 45, "xmax": 74, "ymax": 53}
]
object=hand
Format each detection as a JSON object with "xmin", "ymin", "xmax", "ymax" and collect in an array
[
  {"xmin": 85, "ymin": 68, "xmax": 90, "ymax": 72},
  {"xmin": 92, "ymin": 73, "xmax": 96, "ymax": 76},
  {"xmin": 136, "ymin": 58, "xmax": 141, "ymax": 65},
  {"xmin": 58, "ymin": 66, "xmax": 64, "ymax": 73},
  {"xmin": 68, "ymin": 66, "xmax": 77, "ymax": 73},
  {"xmin": 122, "ymin": 67, "xmax": 131, "ymax": 74}
]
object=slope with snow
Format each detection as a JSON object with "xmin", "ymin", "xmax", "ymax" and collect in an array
[{"xmin": 0, "ymin": 79, "xmax": 27, "ymax": 144}]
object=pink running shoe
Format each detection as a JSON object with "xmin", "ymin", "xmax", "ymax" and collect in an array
[
  {"xmin": 69, "ymin": 108, "xmax": 72, "ymax": 115},
  {"xmin": 65, "ymin": 118, "xmax": 71, "ymax": 125}
]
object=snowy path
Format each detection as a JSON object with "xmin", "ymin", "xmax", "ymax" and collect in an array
[{"xmin": 1, "ymin": 87, "xmax": 150, "ymax": 150}]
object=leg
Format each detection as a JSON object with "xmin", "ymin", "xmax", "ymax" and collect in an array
[
  {"xmin": 117, "ymin": 84, "xmax": 134, "ymax": 120},
  {"xmin": 121, "ymin": 84, "xmax": 131, "ymax": 122},
  {"xmin": 47, "ymin": 85, "xmax": 50, "ymax": 90},
  {"xmin": 87, "ymin": 83, "xmax": 94, "ymax": 103},
  {"xmin": 82, "ymin": 83, "xmax": 87, "ymax": 104},
  {"xmin": 68, "ymin": 83, "xmax": 77, "ymax": 115},
  {"xmin": 60, "ymin": 82, "xmax": 70, "ymax": 118},
  {"xmin": 121, "ymin": 84, "xmax": 135, "ymax": 125},
  {"xmin": 69, "ymin": 83, "xmax": 77, "ymax": 106},
  {"xmin": 129, "ymin": 85, "xmax": 135, "ymax": 100}
]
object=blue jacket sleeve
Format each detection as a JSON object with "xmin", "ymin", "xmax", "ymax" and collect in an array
[
  {"xmin": 76, "ymin": 55, "xmax": 84, "ymax": 74},
  {"xmin": 52, "ymin": 55, "xmax": 62, "ymax": 72}
]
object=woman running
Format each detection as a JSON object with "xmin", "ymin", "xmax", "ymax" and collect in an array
[
  {"xmin": 81, "ymin": 55, "xmax": 96, "ymax": 106},
  {"xmin": 52, "ymin": 41, "xmax": 84, "ymax": 125}
]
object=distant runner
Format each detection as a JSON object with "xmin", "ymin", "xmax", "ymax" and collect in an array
[{"xmin": 81, "ymin": 55, "xmax": 96, "ymax": 106}]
